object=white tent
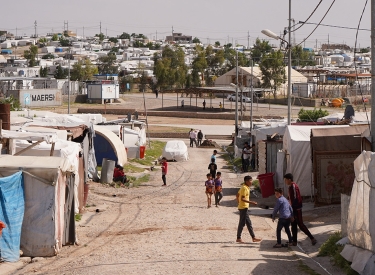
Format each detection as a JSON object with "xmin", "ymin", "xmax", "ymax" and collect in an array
[
  {"xmin": 341, "ymin": 151, "xmax": 375, "ymax": 274},
  {"xmin": 0, "ymin": 155, "xmax": 73, "ymax": 257},
  {"xmin": 283, "ymin": 125, "xmax": 348, "ymax": 196}
]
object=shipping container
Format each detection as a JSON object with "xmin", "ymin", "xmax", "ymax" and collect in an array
[
  {"xmin": 87, "ymin": 83, "xmax": 119, "ymax": 100},
  {"xmin": 8, "ymin": 89, "xmax": 62, "ymax": 107}
]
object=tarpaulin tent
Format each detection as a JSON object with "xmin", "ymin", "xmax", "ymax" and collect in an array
[
  {"xmin": 0, "ymin": 171, "xmax": 24, "ymax": 262},
  {"xmin": 94, "ymin": 126, "xmax": 127, "ymax": 166},
  {"xmin": 0, "ymin": 155, "xmax": 75, "ymax": 257},
  {"xmin": 311, "ymin": 125, "xmax": 370, "ymax": 204},
  {"xmin": 283, "ymin": 125, "xmax": 348, "ymax": 197},
  {"xmin": 340, "ymin": 151, "xmax": 375, "ymax": 274}
]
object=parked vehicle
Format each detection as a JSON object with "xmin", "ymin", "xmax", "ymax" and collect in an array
[{"xmin": 227, "ymin": 94, "xmax": 251, "ymax": 103}]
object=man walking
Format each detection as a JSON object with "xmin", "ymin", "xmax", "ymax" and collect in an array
[
  {"xmin": 189, "ymin": 129, "xmax": 197, "ymax": 147},
  {"xmin": 203, "ymin": 100, "xmax": 206, "ymax": 110},
  {"xmin": 236, "ymin": 176, "xmax": 262, "ymax": 243},
  {"xmin": 197, "ymin": 130, "xmax": 203, "ymax": 146},
  {"xmin": 284, "ymin": 173, "xmax": 317, "ymax": 246}
]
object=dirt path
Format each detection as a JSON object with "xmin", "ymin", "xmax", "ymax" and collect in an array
[{"xmin": 12, "ymin": 143, "xmax": 315, "ymax": 275}]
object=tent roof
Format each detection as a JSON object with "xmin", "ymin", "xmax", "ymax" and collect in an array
[
  {"xmin": 1, "ymin": 129, "xmax": 58, "ymax": 143},
  {"xmin": 0, "ymin": 155, "xmax": 65, "ymax": 169}
]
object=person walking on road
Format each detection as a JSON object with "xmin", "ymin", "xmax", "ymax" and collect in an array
[
  {"xmin": 205, "ymin": 173, "xmax": 214, "ymax": 208},
  {"xmin": 155, "ymin": 89, "xmax": 159, "ymax": 98},
  {"xmin": 236, "ymin": 176, "xmax": 262, "ymax": 243},
  {"xmin": 271, "ymin": 188, "xmax": 294, "ymax": 248},
  {"xmin": 161, "ymin": 157, "xmax": 168, "ymax": 186},
  {"xmin": 197, "ymin": 130, "xmax": 203, "ymax": 146},
  {"xmin": 208, "ymin": 158, "xmax": 217, "ymax": 179},
  {"xmin": 189, "ymin": 129, "xmax": 197, "ymax": 147},
  {"xmin": 284, "ymin": 173, "xmax": 317, "ymax": 246},
  {"xmin": 203, "ymin": 100, "xmax": 206, "ymax": 110},
  {"xmin": 214, "ymin": 172, "xmax": 223, "ymax": 207},
  {"xmin": 211, "ymin": 150, "xmax": 217, "ymax": 163},
  {"xmin": 181, "ymin": 99, "xmax": 184, "ymax": 108}
]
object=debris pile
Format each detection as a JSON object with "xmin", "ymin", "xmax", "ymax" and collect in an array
[{"xmin": 200, "ymin": 140, "xmax": 221, "ymax": 148}]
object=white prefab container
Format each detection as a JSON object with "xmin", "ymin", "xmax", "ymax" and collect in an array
[
  {"xmin": 87, "ymin": 83, "xmax": 119, "ymax": 100},
  {"xmin": 292, "ymin": 83, "xmax": 317, "ymax": 98},
  {"xmin": 8, "ymin": 89, "xmax": 62, "ymax": 107}
]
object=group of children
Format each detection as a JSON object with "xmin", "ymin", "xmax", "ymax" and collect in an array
[{"xmin": 205, "ymin": 150, "xmax": 223, "ymax": 208}]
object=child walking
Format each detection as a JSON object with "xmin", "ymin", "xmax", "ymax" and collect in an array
[
  {"xmin": 214, "ymin": 172, "xmax": 223, "ymax": 207},
  {"xmin": 205, "ymin": 173, "xmax": 214, "ymax": 208},
  {"xmin": 161, "ymin": 157, "xmax": 168, "ymax": 186},
  {"xmin": 208, "ymin": 158, "xmax": 217, "ymax": 179},
  {"xmin": 271, "ymin": 188, "xmax": 294, "ymax": 248}
]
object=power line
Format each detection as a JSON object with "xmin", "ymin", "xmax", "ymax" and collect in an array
[
  {"xmin": 292, "ymin": 0, "xmax": 323, "ymax": 33},
  {"xmin": 299, "ymin": 22, "xmax": 370, "ymax": 32}
]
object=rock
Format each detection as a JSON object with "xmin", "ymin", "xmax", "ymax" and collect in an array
[{"xmin": 31, "ymin": 257, "xmax": 45, "ymax": 263}]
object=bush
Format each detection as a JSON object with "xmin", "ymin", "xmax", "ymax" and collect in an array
[
  {"xmin": 298, "ymin": 108, "xmax": 329, "ymax": 122},
  {"xmin": 318, "ymin": 231, "xmax": 359, "ymax": 275}
]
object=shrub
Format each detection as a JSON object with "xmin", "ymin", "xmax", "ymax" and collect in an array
[{"xmin": 298, "ymin": 108, "xmax": 329, "ymax": 122}]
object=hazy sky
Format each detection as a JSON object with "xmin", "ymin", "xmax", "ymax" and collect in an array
[{"xmin": 1, "ymin": 0, "xmax": 371, "ymax": 49}]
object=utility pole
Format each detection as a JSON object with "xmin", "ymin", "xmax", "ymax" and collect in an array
[
  {"xmin": 34, "ymin": 20, "xmax": 37, "ymax": 38},
  {"xmin": 235, "ymin": 50, "xmax": 239, "ymax": 136},
  {"xmin": 68, "ymin": 47, "xmax": 71, "ymax": 114},
  {"xmin": 371, "ymin": 0, "xmax": 375, "ymax": 150},
  {"xmin": 83, "ymin": 26, "xmax": 85, "ymax": 39},
  {"xmin": 247, "ymin": 31, "xmax": 250, "ymax": 49},
  {"xmin": 287, "ymin": 0, "xmax": 292, "ymax": 125},
  {"xmin": 100, "ymin": 21, "xmax": 102, "ymax": 34},
  {"xmin": 156, "ymin": 30, "xmax": 158, "ymax": 40}
]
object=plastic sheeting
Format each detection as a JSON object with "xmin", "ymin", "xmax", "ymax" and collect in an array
[
  {"xmin": 0, "ymin": 171, "xmax": 24, "ymax": 262},
  {"xmin": 162, "ymin": 140, "xmax": 189, "ymax": 162}
]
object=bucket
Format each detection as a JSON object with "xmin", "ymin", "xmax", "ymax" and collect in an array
[{"xmin": 140, "ymin": 146, "xmax": 146, "ymax": 159}]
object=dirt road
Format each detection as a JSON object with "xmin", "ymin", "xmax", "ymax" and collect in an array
[{"xmin": 7, "ymin": 141, "xmax": 343, "ymax": 275}]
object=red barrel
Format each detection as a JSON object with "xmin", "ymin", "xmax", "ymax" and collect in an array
[
  {"xmin": 139, "ymin": 146, "xmax": 146, "ymax": 159},
  {"xmin": 257, "ymin": 173, "xmax": 275, "ymax": 198}
]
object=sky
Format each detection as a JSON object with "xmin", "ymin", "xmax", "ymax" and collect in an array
[{"xmin": 1, "ymin": 0, "xmax": 371, "ymax": 49}]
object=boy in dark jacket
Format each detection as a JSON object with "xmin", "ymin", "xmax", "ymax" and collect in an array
[{"xmin": 284, "ymin": 173, "xmax": 317, "ymax": 246}]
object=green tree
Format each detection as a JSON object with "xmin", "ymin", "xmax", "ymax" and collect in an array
[
  {"xmin": 98, "ymin": 53, "xmax": 118, "ymax": 74},
  {"xmin": 119, "ymin": 32, "xmax": 130, "ymax": 39},
  {"xmin": 23, "ymin": 45, "xmax": 38, "ymax": 67},
  {"xmin": 108, "ymin": 37, "xmax": 118, "ymax": 44},
  {"xmin": 59, "ymin": 37, "xmax": 71, "ymax": 47},
  {"xmin": 154, "ymin": 45, "xmax": 187, "ymax": 89},
  {"xmin": 291, "ymin": 45, "xmax": 315, "ymax": 67},
  {"xmin": 40, "ymin": 66, "xmax": 48, "ymax": 77},
  {"xmin": 204, "ymin": 45, "xmax": 225, "ymax": 86},
  {"xmin": 133, "ymin": 40, "xmax": 145, "ymax": 48},
  {"xmin": 260, "ymin": 50, "xmax": 286, "ymax": 98},
  {"xmin": 214, "ymin": 41, "xmax": 220, "ymax": 47},
  {"xmin": 51, "ymin": 34, "xmax": 59, "ymax": 41},
  {"xmin": 192, "ymin": 37, "xmax": 201, "ymax": 43},
  {"xmin": 96, "ymin": 33, "xmax": 105, "ymax": 42},
  {"xmin": 70, "ymin": 59, "xmax": 98, "ymax": 81},
  {"xmin": 251, "ymin": 38, "xmax": 272, "ymax": 63},
  {"xmin": 191, "ymin": 45, "xmax": 207, "ymax": 87},
  {"xmin": 54, "ymin": 65, "xmax": 68, "ymax": 79},
  {"xmin": 298, "ymin": 108, "xmax": 329, "ymax": 122},
  {"xmin": 42, "ymin": 53, "xmax": 55, "ymax": 59},
  {"xmin": 360, "ymin": 48, "xmax": 370, "ymax": 53}
]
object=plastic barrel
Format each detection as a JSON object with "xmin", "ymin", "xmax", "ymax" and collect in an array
[
  {"xmin": 0, "ymin": 103, "xmax": 10, "ymax": 130},
  {"xmin": 139, "ymin": 146, "xmax": 146, "ymax": 159},
  {"xmin": 257, "ymin": 173, "xmax": 275, "ymax": 198},
  {"xmin": 100, "ymin": 158, "xmax": 115, "ymax": 183}
]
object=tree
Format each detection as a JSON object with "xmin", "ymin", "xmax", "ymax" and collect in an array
[
  {"xmin": 119, "ymin": 32, "xmax": 130, "ymax": 39},
  {"xmin": 360, "ymin": 48, "xmax": 370, "ymax": 53},
  {"xmin": 95, "ymin": 33, "xmax": 105, "ymax": 42},
  {"xmin": 23, "ymin": 45, "xmax": 38, "ymax": 67},
  {"xmin": 54, "ymin": 65, "xmax": 68, "ymax": 79},
  {"xmin": 259, "ymin": 50, "xmax": 286, "ymax": 98},
  {"xmin": 250, "ymin": 38, "xmax": 272, "ymax": 63},
  {"xmin": 291, "ymin": 45, "xmax": 315, "ymax": 67},
  {"xmin": 154, "ymin": 45, "xmax": 188, "ymax": 90},
  {"xmin": 191, "ymin": 45, "xmax": 207, "ymax": 87},
  {"xmin": 214, "ymin": 41, "xmax": 220, "ymax": 47},
  {"xmin": 298, "ymin": 108, "xmax": 329, "ymax": 122},
  {"xmin": 204, "ymin": 45, "xmax": 225, "ymax": 86},
  {"xmin": 59, "ymin": 37, "xmax": 71, "ymax": 47},
  {"xmin": 40, "ymin": 66, "xmax": 48, "ymax": 77},
  {"xmin": 108, "ymin": 37, "xmax": 118, "ymax": 44},
  {"xmin": 51, "ymin": 34, "xmax": 59, "ymax": 41},
  {"xmin": 192, "ymin": 37, "xmax": 201, "ymax": 44},
  {"xmin": 42, "ymin": 53, "xmax": 55, "ymax": 59},
  {"xmin": 133, "ymin": 40, "xmax": 145, "ymax": 48},
  {"xmin": 70, "ymin": 59, "xmax": 98, "ymax": 81},
  {"xmin": 98, "ymin": 53, "xmax": 118, "ymax": 74}
]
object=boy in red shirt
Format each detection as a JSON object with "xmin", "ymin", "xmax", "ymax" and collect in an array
[
  {"xmin": 161, "ymin": 157, "xmax": 168, "ymax": 186},
  {"xmin": 284, "ymin": 173, "xmax": 317, "ymax": 246},
  {"xmin": 113, "ymin": 165, "xmax": 128, "ymax": 186}
]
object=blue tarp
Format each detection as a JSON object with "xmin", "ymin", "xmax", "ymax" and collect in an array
[{"xmin": 0, "ymin": 171, "xmax": 24, "ymax": 262}]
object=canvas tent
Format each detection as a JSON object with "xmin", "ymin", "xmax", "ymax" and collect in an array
[
  {"xmin": 311, "ymin": 125, "xmax": 370, "ymax": 204},
  {"xmin": 0, "ymin": 155, "xmax": 75, "ymax": 257},
  {"xmin": 340, "ymin": 151, "xmax": 375, "ymax": 274},
  {"xmin": 94, "ymin": 126, "xmax": 127, "ymax": 166},
  {"xmin": 283, "ymin": 125, "xmax": 349, "ymax": 197}
]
